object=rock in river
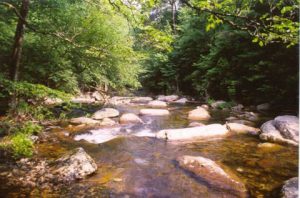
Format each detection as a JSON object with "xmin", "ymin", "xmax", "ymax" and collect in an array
[
  {"xmin": 131, "ymin": 97, "xmax": 153, "ymax": 103},
  {"xmin": 52, "ymin": 147, "xmax": 97, "ymax": 182},
  {"xmin": 226, "ymin": 123, "xmax": 260, "ymax": 135},
  {"xmin": 120, "ymin": 113, "xmax": 143, "ymax": 124},
  {"xmin": 147, "ymin": 100, "xmax": 167, "ymax": 108},
  {"xmin": 92, "ymin": 108, "xmax": 120, "ymax": 120},
  {"xmin": 140, "ymin": 109, "xmax": 170, "ymax": 116},
  {"xmin": 188, "ymin": 107, "xmax": 211, "ymax": 121},
  {"xmin": 210, "ymin": 100, "xmax": 227, "ymax": 109},
  {"xmin": 177, "ymin": 155, "xmax": 247, "ymax": 197},
  {"xmin": 281, "ymin": 177, "xmax": 298, "ymax": 198},
  {"xmin": 156, "ymin": 124, "xmax": 229, "ymax": 140},
  {"xmin": 70, "ymin": 117, "xmax": 100, "ymax": 125},
  {"xmin": 157, "ymin": 95, "xmax": 179, "ymax": 102},
  {"xmin": 173, "ymin": 98, "xmax": 188, "ymax": 104},
  {"xmin": 260, "ymin": 115, "xmax": 299, "ymax": 146}
]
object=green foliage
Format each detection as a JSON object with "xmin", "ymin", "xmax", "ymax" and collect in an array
[{"xmin": 0, "ymin": 121, "xmax": 41, "ymax": 158}]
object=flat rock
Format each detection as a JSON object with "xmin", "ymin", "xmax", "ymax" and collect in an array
[
  {"xmin": 173, "ymin": 98, "xmax": 188, "ymax": 104},
  {"xmin": 147, "ymin": 100, "xmax": 167, "ymax": 108},
  {"xmin": 139, "ymin": 109, "xmax": 170, "ymax": 116},
  {"xmin": 260, "ymin": 116, "xmax": 298, "ymax": 146},
  {"xmin": 74, "ymin": 127, "xmax": 121, "ymax": 144},
  {"xmin": 44, "ymin": 97, "xmax": 63, "ymax": 105},
  {"xmin": 227, "ymin": 123, "xmax": 260, "ymax": 135},
  {"xmin": 157, "ymin": 95, "xmax": 179, "ymax": 102},
  {"xmin": 51, "ymin": 148, "xmax": 97, "ymax": 182},
  {"xmin": 92, "ymin": 108, "xmax": 120, "ymax": 120},
  {"xmin": 156, "ymin": 124, "xmax": 229, "ymax": 140},
  {"xmin": 177, "ymin": 155, "xmax": 247, "ymax": 197},
  {"xmin": 120, "ymin": 113, "xmax": 143, "ymax": 124},
  {"xmin": 281, "ymin": 177, "xmax": 298, "ymax": 198},
  {"xmin": 70, "ymin": 117, "xmax": 100, "ymax": 125},
  {"xmin": 131, "ymin": 97, "xmax": 153, "ymax": 103},
  {"xmin": 71, "ymin": 97, "xmax": 95, "ymax": 104},
  {"xmin": 188, "ymin": 107, "xmax": 211, "ymax": 121}
]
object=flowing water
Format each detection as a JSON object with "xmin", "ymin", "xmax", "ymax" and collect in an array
[{"xmin": 0, "ymin": 103, "xmax": 298, "ymax": 197}]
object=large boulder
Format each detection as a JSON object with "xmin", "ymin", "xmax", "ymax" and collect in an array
[
  {"xmin": 139, "ymin": 109, "xmax": 170, "ymax": 116},
  {"xmin": 147, "ymin": 100, "xmax": 167, "ymax": 108},
  {"xmin": 281, "ymin": 177, "xmax": 298, "ymax": 198},
  {"xmin": 131, "ymin": 97, "xmax": 153, "ymax": 103},
  {"xmin": 70, "ymin": 117, "xmax": 100, "ymax": 125},
  {"xmin": 226, "ymin": 123, "xmax": 260, "ymax": 135},
  {"xmin": 177, "ymin": 155, "xmax": 247, "ymax": 197},
  {"xmin": 92, "ymin": 108, "xmax": 120, "ymax": 120},
  {"xmin": 188, "ymin": 107, "xmax": 211, "ymax": 121},
  {"xmin": 120, "ymin": 113, "xmax": 143, "ymax": 124},
  {"xmin": 51, "ymin": 148, "xmax": 97, "ymax": 182},
  {"xmin": 156, "ymin": 124, "xmax": 229, "ymax": 140},
  {"xmin": 210, "ymin": 100, "xmax": 227, "ymax": 109},
  {"xmin": 260, "ymin": 115, "xmax": 299, "ymax": 146},
  {"xmin": 157, "ymin": 95, "xmax": 179, "ymax": 102}
]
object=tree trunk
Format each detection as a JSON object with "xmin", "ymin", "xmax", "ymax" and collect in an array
[{"xmin": 10, "ymin": 0, "xmax": 30, "ymax": 81}]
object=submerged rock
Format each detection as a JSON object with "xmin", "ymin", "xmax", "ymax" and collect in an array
[
  {"xmin": 74, "ymin": 127, "xmax": 121, "ymax": 144},
  {"xmin": 157, "ymin": 95, "xmax": 179, "ymax": 102},
  {"xmin": 70, "ymin": 117, "xmax": 100, "ymax": 125},
  {"xmin": 281, "ymin": 177, "xmax": 298, "ymax": 198},
  {"xmin": 92, "ymin": 108, "xmax": 120, "ymax": 120},
  {"xmin": 147, "ymin": 100, "xmax": 167, "ymax": 108},
  {"xmin": 260, "ymin": 115, "xmax": 299, "ymax": 146},
  {"xmin": 176, "ymin": 155, "xmax": 247, "ymax": 197},
  {"xmin": 120, "ymin": 113, "xmax": 143, "ymax": 124},
  {"xmin": 226, "ymin": 123, "xmax": 260, "ymax": 135},
  {"xmin": 139, "ymin": 109, "xmax": 170, "ymax": 116},
  {"xmin": 188, "ymin": 107, "xmax": 211, "ymax": 121},
  {"xmin": 156, "ymin": 124, "xmax": 229, "ymax": 140},
  {"xmin": 52, "ymin": 147, "xmax": 97, "ymax": 182}
]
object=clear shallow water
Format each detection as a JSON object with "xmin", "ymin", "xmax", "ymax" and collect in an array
[{"xmin": 1, "ymin": 104, "xmax": 298, "ymax": 197}]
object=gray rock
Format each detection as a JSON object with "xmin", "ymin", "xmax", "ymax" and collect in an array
[
  {"xmin": 52, "ymin": 148, "xmax": 97, "ymax": 182},
  {"xmin": 91, "ymin": 91, "xmax": 104, "ymax": 101},
  {"xmin": 70, "ymin": 117, "xmax": 100, "ymax": 125},
  {"xmin": 92, "ymin": 108, "xmax": 120, "ymax": 120},
  {"xmin": 281, "ymin": 177, "xmax": 298, "ymax": 198},
  {"xmin": 260, "ymin": 116, "xmax": 299, "ymax": 146},
  {"xmin": 231, "ymin": 104, "xmax": 244, "ymax": 112},
  {"xmin": 177, "ymin": 155, "xmax": 247, "ymax": 197},
  {"xmin": 274, "ymin": 116, "xmax": 299, "ymax": 143}
]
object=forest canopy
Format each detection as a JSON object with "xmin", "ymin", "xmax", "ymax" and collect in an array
[{"xmin": 0, "ymin": 0, "xmax": 298, "ymax": 105}]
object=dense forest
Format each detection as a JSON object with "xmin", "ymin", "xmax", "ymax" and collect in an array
[{"xmin": 0, "ymin": 0, "xmax": 298, "ymax": 197}]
